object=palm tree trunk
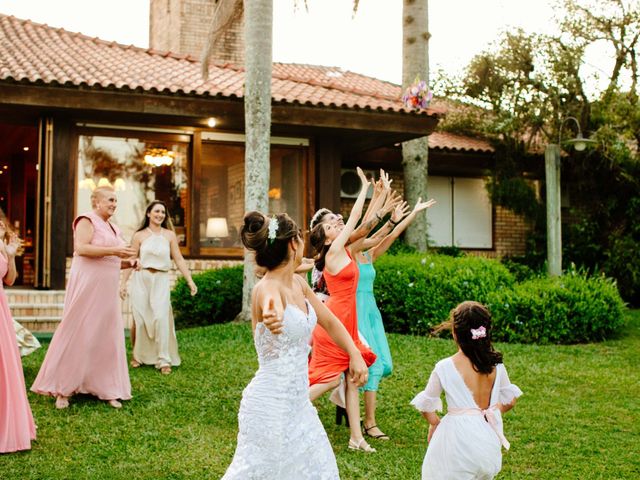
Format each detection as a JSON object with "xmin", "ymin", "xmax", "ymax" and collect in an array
[
  {"xmin": 237, "ymin": 0, "xmax": 273, "ymax": 321},
  {"xmin": 401, "ymin": 0, "xmax": 430, "ymax": 251}
]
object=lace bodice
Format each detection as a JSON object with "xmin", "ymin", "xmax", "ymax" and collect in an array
[
  {"xmin": 223, "ymin": 299, "xmax": 340, "ymax": 479},
  {"xmin": 254, "ymin": 300, "xmax": 316, "ymax": 364}
]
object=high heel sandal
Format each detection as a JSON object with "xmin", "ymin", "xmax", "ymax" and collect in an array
[
  {"xmin": 363, "ymin": 423, "xmax": 390, "ymax": 441},
  {"xmin": 335, "ymin": 405, "xmax": 349, "ymax": 426},
  {"xmin": 107, "ymin": 400, "xmax": 122, "ymax": 409},
  {"xmin": 348, "ymin": 438, "xmax": 376, "ymax": 453}
]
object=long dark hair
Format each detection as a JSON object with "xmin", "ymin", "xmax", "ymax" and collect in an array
[
  {"xmin": 241, "ymin": 211, "xmax": 301, "ymax": 270},
  {"xmin": 136, "ymin": 200, "xmax": 174, "ymax": 232},
  {"xmin": 309, "ymin": 208, "xmax": 332, "ymax": 271},
  {"xmin": 436, "ymin": 301, "xmax": 503, "ymax": 374}
]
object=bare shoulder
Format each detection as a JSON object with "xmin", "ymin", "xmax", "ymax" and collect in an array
[{"xmin": 163, "ymin": 228, "xmax": 178, "ymax": 242}]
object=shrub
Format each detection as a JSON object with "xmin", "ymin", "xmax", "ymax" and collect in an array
[
  {"xmin": 171, "ymin": 265, "xmax": 243, "ymax": 329},
  {"xmin": 374, "ymin": 253, "xmax": 515, "ymax": 335},
  {"xmin": 604, "ymin": 234, "xmax": 640, "ymax": 306},
  {"xmin": 486, "ymin": 271, "xmax": 626, "ymax": 344}
]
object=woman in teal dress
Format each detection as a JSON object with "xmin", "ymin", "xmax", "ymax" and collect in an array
[{"xmin": 356, "ymin": 197, "xmax": 436, "ymax": 441}]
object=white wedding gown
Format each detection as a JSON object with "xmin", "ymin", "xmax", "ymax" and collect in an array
[{"xmin": 223, "ymin": 300, "xmax": 340, "ymax": 480}]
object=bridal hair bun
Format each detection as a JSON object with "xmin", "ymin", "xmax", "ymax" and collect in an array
[{"xmin": 241, "ymin": 211, "xmax": 301, "ymax": 270}]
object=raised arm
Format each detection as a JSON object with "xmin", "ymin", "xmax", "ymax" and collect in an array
[
  {"xmin": 371, "ymin": 198, "xmax": 436, "ymax": 262},
  {"xmin": 328, "ymin": 167, "xmax": 370, "ymax": 254},
  {"xmin": 2, "ymin": 234, "xmax": 20, "ymax": 286},
  {"xmin": 169, "ymin": 231, "xmax": 197, "ymax": 296},
  {"xmin": 350, "ymin": 189, "xmax": 403, "ymax": 253}
]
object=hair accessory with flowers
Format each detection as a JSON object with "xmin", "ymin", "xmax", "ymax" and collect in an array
[
  {"xmin": 268, "ymin": 216, "xmax": 279, "ymax": 244},
  {"xmin": 402, "ymin": 76, "xmax": 433, "ymax": 111},
  {"xmin": 309, "ymin": 208, "xmax": 331, "ymax": 230},
  {"xmin": 470, "ymin": 326, "xmax": 487, "ymax": 340}
]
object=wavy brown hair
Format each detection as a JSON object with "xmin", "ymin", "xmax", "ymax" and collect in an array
[
  {"xmin": 136, "ymin": 200, "xmax": 174, "ymax": 232},
  {"xmin": 241, "ymin": 211, "xmax": 301, "ymax": 270},
  {"xmin": 434, "ymin": 301, "xmax": 503, "ymax": 374}
]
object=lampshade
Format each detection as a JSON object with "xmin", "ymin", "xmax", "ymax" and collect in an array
[{"xmin": 206, "ymin": 217, "xmax": 229, "ymax": 238}]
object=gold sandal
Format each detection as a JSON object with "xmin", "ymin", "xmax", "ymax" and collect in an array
[
  {"xmin": 348, "ymin": 438, "xmax": 376, "ymax": 453},
  {"xmin": 160, "ymin": 366, "xmax": 172, "ymax": 375}
]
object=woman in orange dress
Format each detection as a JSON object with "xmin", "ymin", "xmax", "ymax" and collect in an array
[{"xmin": 308, "ymin": 167, "xmax": 381, "ymax": 453}]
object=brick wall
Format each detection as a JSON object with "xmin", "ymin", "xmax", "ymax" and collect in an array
[{"xmin": 149, "ymin": 0, "xmax": 244, "ymax": 65}]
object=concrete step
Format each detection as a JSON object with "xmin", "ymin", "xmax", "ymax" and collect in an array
[
  {"xmin": 6, "ymin": 289, "xmax": 66, "ymax": 304},
  {"xmin": 14, "ymin": 316, "xmax": 63, "ymax": 333},
  {"xmin": 10, "ymin": 303, "xmax": 64, "ymax": 317}
]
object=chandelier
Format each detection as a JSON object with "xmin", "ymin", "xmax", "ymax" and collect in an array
[{"xmin": 144, "ymin": 148, "xmax": 175, "ymax": 167}]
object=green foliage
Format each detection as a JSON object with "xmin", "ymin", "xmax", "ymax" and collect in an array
[
  {"xmin": 486, "ymin": 271, "xmax": 626, "ymax": 344},
  {"xmin": 385, "ymin": 239, "xmax": 418, "ymax": 256},
  {"xmin": 374, "ymin": 253, "xmax": 515, "ymax": 335},
  {"xmin": 4, "ymin": 311, "xmax": 639, "ymax": 479},
  {"xmin": 500, "ymin": 256, "xmax": 541, "ymax": 282},
  {"xmin": 171, "ymin": 266, "xmax": 243, "ymax": 328},
  {"xmin": 604, "ymin": 233, "xmax": 640, "ymax": 305},
  {"xmin": 433, "ymin": 245, "xmax": 464, "ymax": 257}
]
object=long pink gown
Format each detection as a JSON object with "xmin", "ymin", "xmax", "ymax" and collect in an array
[
  {"xmin": 31, "ymin": 211, "xmax": 131, "ymax": 402},
  {"xmin": 0, "ymin": 254, "xmax": 37, "ymax": 453}
]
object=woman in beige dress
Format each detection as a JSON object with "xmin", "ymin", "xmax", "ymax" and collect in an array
[{"xmin": 121, "ymin": 200, "xmax": 197, "ymax": 374}]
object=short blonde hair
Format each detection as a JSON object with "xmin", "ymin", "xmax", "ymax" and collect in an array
[{"xmin": 90, "ymin": 185, "xmax": 116, "ymax": 208}]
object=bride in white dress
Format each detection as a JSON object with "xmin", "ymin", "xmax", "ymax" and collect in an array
[
  {"xmin": 411, "ymin": 301, "xmax": 523, "ymax": 480},
  {"xmin": 223, "ymin": 212, "xmax": 369, "ymax": 480}
]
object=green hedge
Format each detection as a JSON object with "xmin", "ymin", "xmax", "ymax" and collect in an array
[
  {"xmin": 374, "ymin": 254, "xmax": 515, "ymax": 335},
  {"xmin": 171, "ymin": 265, "xmax": 243, "ymax": 329},
  {"xmin": 486, "ymin": 272, "xmax": 627, "ymax": 344}
]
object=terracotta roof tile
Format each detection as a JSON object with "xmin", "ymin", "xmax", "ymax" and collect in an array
[
  {"xmin": 0, "ymin": 14, "xmax": 441, "ymax": 118},
  {"xmin": 428, "ymin": 131, "xmax": 494, "ymax": 153}
]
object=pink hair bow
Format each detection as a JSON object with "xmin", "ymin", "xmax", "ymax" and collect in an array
[{"xmin": 470, "ymin": 326, "xmax": 487, "ymax": 340}]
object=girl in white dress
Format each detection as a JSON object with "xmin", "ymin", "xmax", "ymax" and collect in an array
[
  {"xmin": 411, "ymin": 301, "xmax": 523, "ymax": 480},
  {"xmin": 222, "ymin": 211, "xmax": 369, "ymax": 480},
  {"xmin": 121, "ymin": 201, "xmax": 197, "ymax": 374}
]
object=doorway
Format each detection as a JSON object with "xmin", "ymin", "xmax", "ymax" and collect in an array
[{"xmin": 0, "ymin": 121, "xmax": 39, "ymax": 286}]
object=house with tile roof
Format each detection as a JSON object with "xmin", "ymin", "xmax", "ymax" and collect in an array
[{"xmin": 0, "ymin": 4, "xmax": 529, "ymax": 304}]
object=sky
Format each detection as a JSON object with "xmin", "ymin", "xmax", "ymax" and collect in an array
[{"xmin": 0, "ymin": 0, "xmax": 613, "ymax": 91}]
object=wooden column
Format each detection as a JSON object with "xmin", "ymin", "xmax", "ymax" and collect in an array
[
  {"xmin": 315, "ymin": 138, "xmax": 342, "ymax": 214},
  {"xmin": 50, "ymin": 116, "xmax": 74, "ymax": 289}
]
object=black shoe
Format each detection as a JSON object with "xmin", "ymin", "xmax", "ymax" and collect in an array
[{"xmin": 335, "ymin": 406, "xmax": 349, "ymax": 426}]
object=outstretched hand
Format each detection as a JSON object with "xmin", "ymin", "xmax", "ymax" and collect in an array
[
  {"xmin": 391, "ymin": 201, "xmax": 410, "ymax": 223},
  {"xmin": 413, "ymin": 197, "xmax": 437, "ymax": 213},
  {"xmin": 262, "ymin": 297, "xmax": 284, "ymax": 335},
  {"xmin": 4, "ymin": 233, "xmax": 22, "ymax": 258},
  {"xmin": 356, "ymin": 166, "xmax": 371, "ymax": 188},
  {"xmin": 347, "ymin": 353, "xmax": 369, "ymax": 387}
]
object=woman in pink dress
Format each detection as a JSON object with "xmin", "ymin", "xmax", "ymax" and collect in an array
[
  {"xmin": 32, "ymin": 186, "xmax": 136, "ymax": 409},
  {"xmin": 0, "ymin": 218, "xmax": 37, "ymax": 453}
]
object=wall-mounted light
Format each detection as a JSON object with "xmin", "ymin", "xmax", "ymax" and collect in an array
[
  {"xmin": 207, "ymin": 117, "xmax": 217, "ymax": 128},
  {"xmin": 23, "ymin": 146, "xmax": 29, "ymax": 151}
]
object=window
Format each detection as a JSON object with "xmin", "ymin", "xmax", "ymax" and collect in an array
[
  {"xmin": 427, "ymin": 176, "xmax": 492, "ymax": 249},
  {"xmin": 199, "ymin": 142, "xmax": 307, "ymax": 254},
  {"xmin": 76, "ymin": 133, "xmax": 190, "ymax": 246}
]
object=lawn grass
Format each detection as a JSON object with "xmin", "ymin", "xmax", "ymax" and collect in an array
[{"xmin": 2, "ymin": 310, "xmax": 639, "ymax": 479}]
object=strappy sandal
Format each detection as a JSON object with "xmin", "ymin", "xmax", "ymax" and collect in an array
[
  {"xmin": 130, "ymin": 360, "xmax": 141, "ymax": 368},
  {"xmin": 348, "ymin": 438, "xmax": 376, "ymax": 453},
  {"xmin": 107, "ymin": 400, "xmax": 122, "ymax": 409},
  {"xmin": 160, "ymin": 366, "xmax": 172, "ymax": 375},
  {"xmin": 363, "ymin": 424, "xmax": 390, "ymax": 441}
]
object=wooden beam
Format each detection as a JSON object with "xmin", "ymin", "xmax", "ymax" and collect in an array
[{"xmin": 0, "ymin": 83, "xmax": 439, "ymax": 137}]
